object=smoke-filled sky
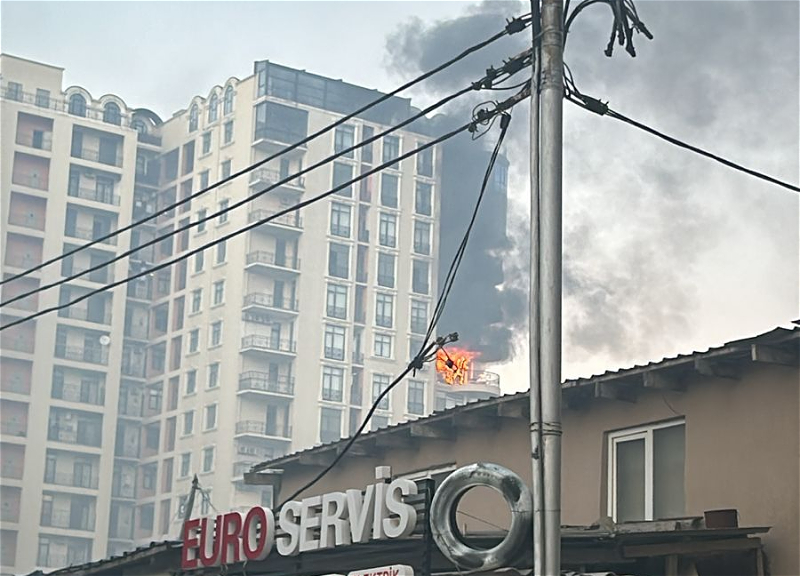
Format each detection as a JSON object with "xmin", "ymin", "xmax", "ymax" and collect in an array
[{"xmin": 4, "ymin": 1, "xmax": 798, "ymax": 390}]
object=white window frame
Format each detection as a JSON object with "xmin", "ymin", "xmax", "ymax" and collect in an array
[{"xmin": 607, "ymin": 418, "xmax": 685, "ymax": 522}]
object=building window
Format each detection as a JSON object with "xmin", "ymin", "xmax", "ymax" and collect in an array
[
  {"xmin": 330, "ymin": 202, "xmax": 351, "ymax": 237},
  {"xmin": 409, "ymin": 336, "xmax": 424, "ymax": 362},
  {"xmin": 68, "ymin": 93, "xmax": 86, "ymax": 117},
  {"xmin": 216, "ymin": 240, "xmax": 226, "ymax": 264},
  {"xmin": 380, "ymin": 174, "xmax": 399, "ymax": 208},
  {"xmin": 201, "ymin": 489, "xmax": 213, "ymax": 515},
  {"xmin": 208, "ymin": 363, "xmax": 220, "ymax": 389},
  {"xmin": 324, "ymin": 325, "xmax": 346, "ymax": 361},
  {"xmin": 410, "ymin": 301, "xmax": 428, "ymax": 335},
  {"xmin": 208, "ymin": 93, "xmax": 218, "ymax": 123},
  {"xmin": 375, "ymin": 293, "xmax": 394, "ymax": 328},
  {"xmin": 140, "ymin": 504, "xmax": 155, "ymax": 531},
  {"xmin": 322, "ymin": 366, "xmax": 344, "ymax": 402},
  {"xmin": 210, "ymin": 321, "xmax": 222, "ymax": 347},
  {"xmin": 186, "ymin": 370, "xmax": 197, "ymax": 394},
  {"xmin": 608, "ymin": 420, "xmax": 686, "ymax": 523},
  {"xmin": 407, "ymin": 380, "xmax": 425, "ymax": 415},
  {"xmin": 417, "ymin": 144, "xmax": 434, "ymax": 177},
  {"xmin": 196, "ymin": 208, "xmax": 208, "ymax": 233},
  {"xmin": 189, "ymin": 105, "xmax": 199, "ymax": 132},
  {"xmin": 372, "ymin": 415, "xmax": 390, "ymax": 431},
  {"xmin": 413, "ymin": 220, "xmax": 431, "ymax": 255},
  {"xmin": 224, "ymin": 121, "xmax": 234, "ymax": 144},
  {"xmin": 180, "ymin": 453, "xmax": 191, "ymax": 477},
  {"xmin": 374, "ymin": 333, "xmax": 393, "ymax": 359},
  {"xmin": 103, "ymin": 102, "xmax": 121, "ymax": 125},
  {"xmin": 182, "ymin": 411, "xmax": 194, "ymax": 436},
  {"xmin": 412, "ymin": 260, "xmax": 429, "ymax": 294},
  {"xmin": 382, "ymin": 135, "xmax": 400, "ymax": 168},
  {"xmin": 377, "ymin": 252, "xmax": 395, "ymax": 288},
  {"xmin": 221, "ymin": 160, "xmax": 232, "ymax": 179},
  {"xmin": 213, "ymin": 281, "xmax": 225, "ymax": 305},
  {"xmin": 326, "ymin": 284, "xmax": 348, "ymax": 319},
  {"xmin": 378, "ymin": 212, "xmax": 397, "ymax": 247},
  {"xmin": 202, "ymin": 447, "xmax": 215, "ymax": 472},
  {"xmin": 361, "ymin": 125, "xmax": 375, "ymax": 163},
  {"xmin": 199, "ymin": 170, "xmax": 210, "ymax": 190},
  {"xmin": 204, "ymin": 404, "xmax": 217, "ymax": 430},
  {"xmin": 334, "ymin": 126, "xmax": 355, "ymax": 158},
  {"xmin": 191, "ymin": 289, "xmax": 202, "ymax": 313},
  {"xmin": 328, "ymin": 243, "xmax": 350, "ymax": 279},
  {"xmin": 202, "ymin": 132, "xmax": 212, "ymax": 154},
  {"xmin": 372, "ymin": 374, "xmax": 391, "ymax": 410},
  {"xmin": 194, "ymin": 250, "xmax": 204, "ymax": 273},
  {"xmin": 320, "ymin": 407, "xmax": 342, "ymax": 443},
  {"xmin": 189, "ymin": 329, "xmax": 200, "ymax": 353},
  {"xmin": 223, "ymin": 85, "xmax": 234, "ymax": 115},
  {"xmin": 218, "ymin": 199, "xmax": 229, "ymax": 224},
  {"xmin": 6, "ymin": 81, "xmax": 23, "ymax": 101},
  {"xmin": 415, "ymin": 182, "xmax": 432, "ymax": 216},
  {"xmin": 332, "ymin": 162, "xmax": 353, "ymax": 197}
]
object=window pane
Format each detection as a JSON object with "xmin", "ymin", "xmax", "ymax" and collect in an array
[
  {"xmin": 616, "ymin": 438, "xmax": 645, "ymax": 522},
  {"xmin": 653, "ymin": 425, "xmax": 685, "ymax": 519}
]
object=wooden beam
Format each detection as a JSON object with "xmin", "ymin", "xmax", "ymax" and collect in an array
[
  {"xmin": 751, "ymin": 343, "xmax": 799, "ymax": 366},
  {"xmin": 693, "ymin": 358, "xmax": 740, "ymax": 380},
  {"xmin": 623, "ymin": 536, "xmax": 760, "ymax": 558},
  {"xmin": 643, "ymin": 371, "xmax": 685, "ymax": 391},
  {"xmin": 410, "ymin": 422, "xmax": 455, "ymax": 440},
  {"xmin": 594, "ymin": 381, "xmax": 637, "ymax": 403}
]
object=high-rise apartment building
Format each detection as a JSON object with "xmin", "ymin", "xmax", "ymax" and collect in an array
[{"xmin": 0, "ymin": 54, "xmax": 499, "ymax": 574}]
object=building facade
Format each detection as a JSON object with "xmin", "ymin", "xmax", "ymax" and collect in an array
[{"xmin": 0, "ymin": 54, "xmax": 497, "ymax": 574}]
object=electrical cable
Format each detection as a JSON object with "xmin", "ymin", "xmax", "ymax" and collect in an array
[
  {"xmin": 567, "ymin": 92, "xmax": 800, "ymax": 193},
  {"xmin": 1, "ymin": 51, "xmax": 533, "ymax": 309},
  {"xmin": 0, "ymin": 15, "xmax": 532, "ymax": 287},
  {"xmin": 0, "ymin": 93, "xmax": 527, "ymax": 331}
]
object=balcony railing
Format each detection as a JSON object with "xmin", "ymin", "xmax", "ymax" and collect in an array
[
  {"xmin": 52, "ymin": 382, "xmax": 105, "ymax": 406},
  {"xmin": 249, "ymin": 167, "xmax": 305, "ymax": 189},
  {"xmin": 41, "ymin": 509, "xmax": 96, "ymax": 531},
  {"xmin": 124, "ymin": 325, "xmax": 149, "ymax": 339},
  {"xmin": 54, "ymin": 344, "xmax": 109, "ymax": 366},
  {"xmin": 48, "ymin": 424, "xmax": 102, "ymax": 447},
  {"xmin": 246, "ymin": 251, "xmax": 300, "ymax": 270},
  {"xmin": 0, "ymin": 421, "xmax": 27, "ymax": 437},
  {"xmin": 7, "ymin": 211, "xmax": 46, "ymax": 230},
  {"xmin": 1, "ymin": 337, "xmax": 34, "ymax": 353},
  {"xmin": 58, "ymin": 306, "xmax": 112, "ymax": 325},
  {"xmin": 243, "ymin": 293, "xmax": 298, "ymax": 312},
  {"xmin": 44, "ymin": 471, "xmax": 99, "ymax": 490},
  {"xmin": 126, "ymin": 282, "xmax": 152, "ymax": 300},
  {"xmin": 61, "ymin": 262, "xmax": 111, "ymax": 284},
  {"xmin": 136, "ymin": 132, "xmax": 162, "ymax": 146},
  {"xmin": 65, "ymin": 226, "xmax": 118, "ymax": 246},
  {"xmin": 241, "ymin": 335, "xmax": 297, "ymax": 354},
  {"xmin": 121, "ymin": 361, "xmax": 146, "ymax": 378},
  {"xmin": 72, "ymin": 147, "xmax": 122, "ymax": 167},
  {"xmin": 0, "ymin": 462, "xmax": 24, "ymax": 479},
  {"xmin": 235, "ymin": 420, "xmax": 292, "ymax": 439},
  {"xmin": 15, "ymin": 131, "xmax": 53, "ymax": 151},
  {"xmin": 68, "ymin": 185, "xmax": 121, "ymax": 206},
  {"xmin": 238, "ymin": 371, "xmax": 295, "ymax": 395},
  {"xmin": 11, "ymin": 173, "xmax": 48, "ymax": 190},
  {"xmin": 1, "ymin": 380, "xmax": 30, "ymax": 395},
  {"xmin": 248, "ymin": 209, "xmax": 303, "ymax": 230}
]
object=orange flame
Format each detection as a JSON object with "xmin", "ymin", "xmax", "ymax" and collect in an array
[{"xmin": 436, "ymin": 347, "xmax": 478, "ymax": 386}]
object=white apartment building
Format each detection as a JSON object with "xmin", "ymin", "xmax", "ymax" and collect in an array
[{"xmin": 0, "ymin": 54, "xmax": 499, "ymax": 574}]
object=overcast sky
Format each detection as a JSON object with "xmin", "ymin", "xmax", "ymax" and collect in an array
[{"xmin": 3, "ymin": 1, "xmax": 798, "ymax": 391}]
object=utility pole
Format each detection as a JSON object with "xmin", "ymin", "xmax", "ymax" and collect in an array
[{"xmin": 530, "ymin": 0, "xmax": 564, "ymax": 574}]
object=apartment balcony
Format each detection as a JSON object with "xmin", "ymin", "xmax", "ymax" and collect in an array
[
  {"xmin": 54, "ymin": 345, "xmax": 109, "ymax": 366},
  {"xmin": 44, "ymin": 471, "xmax": 99, "ymax": 490},
  {"xmin": 16, "ymin": 130, "xmax": 53, "ymax": 152},
  {"xmin": 242, "ymin": 293, "xmax": 299, "ymax": 318},
  {"xmin": 234, "ymin": 420, "xmax": 292, "ymax": 441},
  {"xmin": 11, "ymin": 172, "xmax": 48, "ymax": 191},
  {"xmin": 248, "ymin": 209, "xmax": 303, "ymax": 235},
  {"xmin": 71, "ymin": 147, "xmax": 122, "ymax": 168},
  {"xmin": 51, "ymin": 383, "xmax": 105, "ymax": 407},
  {"xmin": 1, "ymin": 462, "xmax": 24, "ymax": 480},
  {"xmin": 65, "ymin": 226, "xmax": 118, "ymax": 246},
  {"xmin": 126, "ymin": 282, "xmax": 152, "ymax": 301},
  {"xmin": 40, "ymin": 509, "xmax": 96, "ymax": 532},
  {"xmin": 123, "ymin": 324, "xmax": 149, "ymax": 341},
  {"xmin": 136, "ymin": 132, "xmax": 162, "ymax": 147},
  {"xmin": 252, "ymin": 129, "xmax": 307, "ymax": 160},
  {"xmin": 238, "ymin": 371, "xmax": 295, "ymax": 398},
  {"xmin": 1, "ymin": 337, "xmax": 34, "ymax": 354},
  {"xmin": 245, "ymin": 251, "xmax": 300, "ymax": 278},
  {"xmin": 0, "ymin": 421, "xmax": 27, "ymax": 438},
  {"xmin": 7, "ymin": 211, "xmax": 46, "ymax": 231},
  {"xmin": 61, "ymin": 261, "xmax": 112, "ymax": 284},
  {"xmin": 67, "ymin": 184, "xmax": 121, "ymax": 207},
  {"xmin": 121, "ymin": 361, "xmax": 146, "ymax": 379},
  {"xmin": 57, "ymin": 307, "xmax": 112, "ymax": 326},
  {"xmin": 249, "ymin": 167, "xmax": 305, "ymax": 193},
  {"xmin": 240, "ymin": 335, "xmax": 297, "ymax": 357}
]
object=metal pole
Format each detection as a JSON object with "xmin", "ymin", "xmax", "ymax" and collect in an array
[
  {"xmin": 539, "ymin": 0, "xmax": 564, "ymax": 574},
  {"xmin": 528, "ymin": 1, "xmax": 545, "ymax": 576}
]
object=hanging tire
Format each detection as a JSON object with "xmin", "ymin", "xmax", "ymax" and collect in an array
[{"xmin": 430, "ymin": 462, "xmax": 532, "ymax": 571}]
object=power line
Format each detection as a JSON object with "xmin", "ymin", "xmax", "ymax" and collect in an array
[
  {"xmin": 273, "ymin": 109, "xmax": 516, "ymax": 506},
  {"xmin": 567, "ymin": 92, "xmax": 800, "ymax": 193},
  {"xmin": 0, "ymin": 92, "xmax": 526, "ymax": 332},
  {"xmin": 0, "ymin": 15, "xmax": 532, "ymax": 287},
  {"xmin": 0, "ymin": 51, "xmax": 532, "ymax": 309}
]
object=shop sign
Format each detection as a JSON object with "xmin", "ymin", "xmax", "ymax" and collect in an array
[{"xmin": 347, "ymin": 565, "xmax": 414, "ymax": 576}]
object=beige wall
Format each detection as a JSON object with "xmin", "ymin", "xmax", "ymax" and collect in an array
[{"xmin": 277, "ymin": 362, "xmax": 799, "ymax": 575}]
